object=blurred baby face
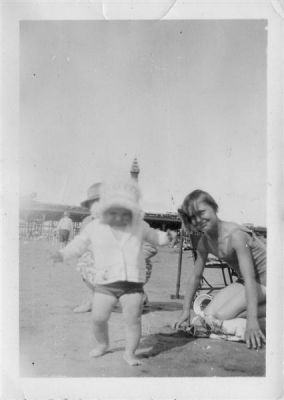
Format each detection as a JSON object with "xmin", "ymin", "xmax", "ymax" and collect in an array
[{"xmin": 103, "ymin": 207, "xmax": 133, "ymax": 227}]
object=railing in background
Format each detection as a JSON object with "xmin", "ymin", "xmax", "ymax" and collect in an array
[{"xmin": 19, "ymin": 220, "xmax": 81, "ymax": 241}]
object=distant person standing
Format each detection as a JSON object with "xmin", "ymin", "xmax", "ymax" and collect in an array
[{"xmin": 56, "ymin": 211, "xmax": 73, "ymax": 247}]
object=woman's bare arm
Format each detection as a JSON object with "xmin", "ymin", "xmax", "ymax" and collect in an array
[{"xmin": 174, "ymin": 237, "xmax": 208, "ymax": 328}]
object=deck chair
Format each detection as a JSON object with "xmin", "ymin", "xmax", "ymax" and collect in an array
[
  {"xmin": 197, "ymin": 254, "xmax": 234, "ymax": 294},
  {"xmin": 171, "ymin": 230, "xmax": 234, "ymax": 299},
  {"xmin": 189, "ymin": 231, "xmax": 234, "ymax": 294}
]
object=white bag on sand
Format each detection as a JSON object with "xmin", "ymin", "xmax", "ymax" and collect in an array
[
  {"xmin": 193, "ymin": 293, "xmax": 247, "ymax": 342},
  {"xmin": 193, "ymin": 294, "xmax": 213, "ymax": 317},
  {"xmin": 222, "ymin": 317, "xmax": 246, "ymax": 340},
  {"xmin": 208, "ymin": 318, "xmax": 246, "ymax": 342}
]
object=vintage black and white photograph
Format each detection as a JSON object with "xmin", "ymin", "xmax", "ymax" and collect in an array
[
  {"xmin": 1, "ymin": 1, "xmax": 283, "ymax": 398},
  {"xmin": 19, "ymin": 18, "xmax": 268, "ymax": 377}
]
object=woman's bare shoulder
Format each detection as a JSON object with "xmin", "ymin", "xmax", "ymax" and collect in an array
[
  {"xmin": 222, "ymin": 221, "xmax": 244, "ymax": 236},
  {"xmin": 220, "ymin": 221, "xmax": 249, "ymax": 247},
  {"xmin": 223, "ymin": 222, "xmax": 251, "ymax": 249},
  {"xmin": 223, "ymin": 221, "xmax": 240, "ymax": 230}
]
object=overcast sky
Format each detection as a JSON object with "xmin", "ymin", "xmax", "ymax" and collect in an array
[{"xmin": 20, "ymin": 20, "xmax": 267, "ymax": 225}]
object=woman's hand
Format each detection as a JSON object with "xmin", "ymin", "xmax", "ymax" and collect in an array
[
  {"xmin": 173, "ymin": 309, "xmax": 191, "ymax": 330},
  {"xmin": 245, "ymin": 319, "xmax": 266, "ymax": 349}
]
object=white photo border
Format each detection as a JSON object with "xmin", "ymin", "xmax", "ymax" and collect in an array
[{"xmin": 1, "ymin": 1, "xmax": 283, "ymax": 399}]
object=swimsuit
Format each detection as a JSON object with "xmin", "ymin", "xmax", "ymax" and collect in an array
[
  {"xmin": 94, "ymin": 281, "xmax": 144, "ymax": 299},
  {"xmin": 204, "ymin": 225, "xmax": 266, "ymax": 286}
]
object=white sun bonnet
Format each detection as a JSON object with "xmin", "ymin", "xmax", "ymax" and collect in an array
[{"xmin": 97, "ymin": 178, "xmax": 144, "ymax": 223}]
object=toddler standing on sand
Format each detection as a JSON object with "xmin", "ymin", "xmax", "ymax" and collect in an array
[
  {"xmin": 74, "ymin": 182, "xmax": 158, "ymax": 313},
  {"xmin": 51, "ymin": 178, "xmax": 176, "ymax": 366}
]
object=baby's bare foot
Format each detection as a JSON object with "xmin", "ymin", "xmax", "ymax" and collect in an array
[
  {"xmin": 89, "ymin": 346, "xmax": 108, "ymax": 358},
  {"xmin": 123, "ymin": 353, "xmax": 142, "ymax": 366},
  {"xmin": 73, "ymin": 301, "xmax": 92, "ymax": 313}
]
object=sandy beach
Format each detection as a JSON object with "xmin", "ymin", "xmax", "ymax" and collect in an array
[{"xmin": 19, "ymin": 240, "xmax": 265, "ymax": 377}]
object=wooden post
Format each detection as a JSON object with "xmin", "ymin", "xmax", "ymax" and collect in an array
[{"xmin": 171, "ymin": 229, "xmax": 184, "ymax": 299}]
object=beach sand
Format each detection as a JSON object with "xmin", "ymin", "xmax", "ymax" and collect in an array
[{"xmin": 19, "ymin": 240, "xmax": 265, "ymax": 377}]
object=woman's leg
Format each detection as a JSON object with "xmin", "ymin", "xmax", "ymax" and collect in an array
[
  {"xmin": 120, "ymin": 292, "xmax": 144, "ymax": 366},
  {"xmin": 204, "ymin": 282, "xmax": 266, "ymax": 320},
  {"xmin": 238, "ymin": 302, "xmax": 266, "ymax": 318},
  {"xmin": 90, "ymin": 292, "xmax": 117, "ymax": 357}
]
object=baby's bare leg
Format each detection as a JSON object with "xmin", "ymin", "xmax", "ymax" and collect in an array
[
  {"xmin": 120, "ymin": 292, "xmax": 144, "ymax": 366},
  {"xmin": 90, "ymin": 292, "xmax": 117, "ymax": 357}
]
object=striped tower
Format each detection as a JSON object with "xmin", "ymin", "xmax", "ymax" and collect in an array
[{"xmin": 130, "ymin": 157, "xmax": 140, "ymax": 181}]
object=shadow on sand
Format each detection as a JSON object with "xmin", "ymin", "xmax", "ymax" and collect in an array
[
  {"xmin": 110, "ymin": 328, "xmax": 193, "ymax": 359},
  {"xmin": 142, "ymin": 301, "xmax": 183, "ymax": 314},
  {"xmin": 113, "ymin": 301, "xmax": 183, "ymax": 314},
  {"xmin": 139, "ymin": 329, "xmax": 194, "ymax": 358}
]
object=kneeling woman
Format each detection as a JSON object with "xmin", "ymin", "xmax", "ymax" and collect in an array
[{"xmin": 174, "ymin": 190, "xmax": 266, "ymax": 350}]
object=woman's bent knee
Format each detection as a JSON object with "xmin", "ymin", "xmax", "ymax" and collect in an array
[
  {"xmin": 204, "ymin": 308, "xmax": 221, "ymax": 320},
  {"xmin": 204, "ymin": 306, "xmax": 239, "ymax": 320},
  {"xmin": 203, "ymin": 302, "xmax": 219, "ymax": 318}
]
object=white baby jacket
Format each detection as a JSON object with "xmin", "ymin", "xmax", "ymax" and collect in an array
[{"xmin": 60, "ymin": 219, "xmax": 169, "ymax": 284}]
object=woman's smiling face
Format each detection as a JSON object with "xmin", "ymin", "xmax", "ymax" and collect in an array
[{"xmin": 187, "ymin": 201, "xmax": 218, "ymax": 233}]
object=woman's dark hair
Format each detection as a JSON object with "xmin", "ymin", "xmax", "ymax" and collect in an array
[{"xmin": 178, "ymin": 190, "xmax": 218, "ymax": 231}]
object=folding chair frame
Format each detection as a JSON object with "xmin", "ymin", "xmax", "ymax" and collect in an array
[
  {"xmin": 197, "ymin": 260, "xmax": 234, "ymax": 295},
  {"xmin": 171, "ymin": 229, "xmax": 234, "ymax": 299}
]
